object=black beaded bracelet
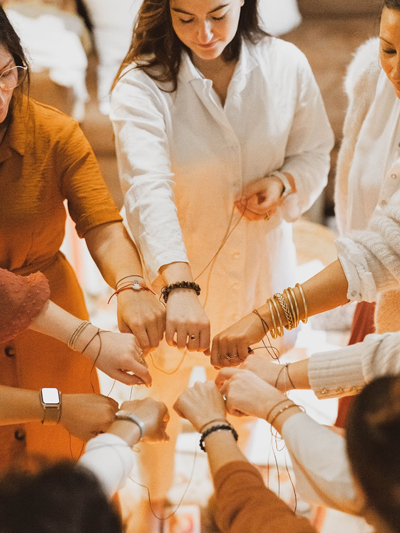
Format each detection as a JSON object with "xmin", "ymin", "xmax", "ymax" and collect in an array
[
  {"xmin": 199, "ymin": 424, "xmax": 238, "ymax": 452},
  {"xmin": 161, "ymin": 281, "xmax": 201, "ymax": 304}
]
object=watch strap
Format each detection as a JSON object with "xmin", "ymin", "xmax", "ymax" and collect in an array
[{"xmin": 114, "ymin": 410, "xmax": 145, "ymax": 440}]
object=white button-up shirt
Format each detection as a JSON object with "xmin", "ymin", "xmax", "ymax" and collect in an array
[{"xmin": 111, "ymin": 38, "xmax": 333, "ymax": 361}]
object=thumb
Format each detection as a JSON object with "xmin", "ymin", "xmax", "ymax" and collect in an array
[{"xmin": 215, "ymin": 367, "xmax": 240, "ymax": 389}]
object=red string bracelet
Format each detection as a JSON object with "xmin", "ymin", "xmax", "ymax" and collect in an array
[{"xmin": 108, "ymin": 282, "xmax": 155, "ymax": 304}]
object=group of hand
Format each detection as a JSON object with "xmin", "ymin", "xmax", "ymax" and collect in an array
[{"xmin": 67, "ymin": 355, "xmax": 289, "ymax": 443}]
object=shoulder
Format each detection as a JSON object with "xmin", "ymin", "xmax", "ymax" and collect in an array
[
  {"xmin": 345, "ymin": 38, "xmax": 381, "ymax": 97},
  {"xmin": 250, "ymin": 37, "xmax": 309, "ymax": 67},
  {"xmin": 26, "ymin": 97, "xmax": 81, "ymax": 133}
]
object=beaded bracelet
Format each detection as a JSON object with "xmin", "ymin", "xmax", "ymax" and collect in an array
[
  {"xmin": 161, "ymin": 281, "xmax": 201, "ymax": 304},
  {"xmin": 199, "ymin": 423, "xmax": 238, "ymax": 452}
]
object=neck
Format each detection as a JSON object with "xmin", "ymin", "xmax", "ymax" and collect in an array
[{"xmin": 192, "ymin": 54, "xmax": 236, "ymax": 79}]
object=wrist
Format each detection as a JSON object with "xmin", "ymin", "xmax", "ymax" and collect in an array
[{"xmin": 108, "ymin": 419, "xmax": 141, "ymax": 447}]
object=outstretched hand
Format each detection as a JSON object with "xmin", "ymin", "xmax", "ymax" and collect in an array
[
  {"xmin": 174, "ymin": 381, "xmax": 226, "ymax": 433},
  {"xmin": 119, "ymin": 398, "xmax": 170, "ymax": 442}
]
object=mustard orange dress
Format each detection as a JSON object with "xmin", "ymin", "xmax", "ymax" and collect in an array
[{"xmin": 0, "ymin": 96, "xmax": 122, "ymax": 469}]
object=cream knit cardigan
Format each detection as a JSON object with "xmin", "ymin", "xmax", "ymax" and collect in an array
[{"xmin": 335, "ymin": 38, "xmax": 400, "ymax": 333}]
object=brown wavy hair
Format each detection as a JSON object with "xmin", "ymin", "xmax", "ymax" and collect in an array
[
  {"xmin": 113, "ymin": 0, "xmax": 268, "ymax": 92},
  {"xmin": 347, "ymin": 375, "xmax": 400, "ymax": 532}
]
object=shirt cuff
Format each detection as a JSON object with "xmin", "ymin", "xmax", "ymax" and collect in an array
[
  {"xmin": 336, "ymin": 237, "xmax": 377, "ymax": 302},
  {"xmin": 79, "ymin": 433, "xmax": 134, "ymax": 498},
  {"xmin": 308, "ymin": 345, "xmax": 366, "ymax": 399}
]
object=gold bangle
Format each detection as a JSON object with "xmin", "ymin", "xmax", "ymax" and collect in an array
[
  {"xmin": 268, "ymin": 403, "xmax": 300, "ymax": 427},
  {"xmin": 274, "ymin": 292, "xmax": 294, "ymax": 330},
  {"xmin": 267, "ymin": 299, "xmax": 278, "ymax": 339},
  {"xmin": 271, "ymin": 296, "xmax": 284, "ymax": 337},
  {"xmin": 67, "ymin": 321, "xmax": 91, "ymax": 350},
  {"xmin": 284, "ymin": 287, "xmax": 299, "ymax": 329},
  {"xmin": 295, "ymin": 283, "xmax": 308, "ymax": 324}
]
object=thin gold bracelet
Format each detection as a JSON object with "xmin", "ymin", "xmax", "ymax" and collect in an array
[{"xmin": 295, "ymin": 283, "xmax": 308, "ymax": 324}]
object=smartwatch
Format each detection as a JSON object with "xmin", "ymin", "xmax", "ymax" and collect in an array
[
  {"xmin": 40, "ymin": 387, "xmax": 62, "ymax": 425},
  {"xmin": 114, "ymin": 410, "xmax": 146, "ymax": 440}
]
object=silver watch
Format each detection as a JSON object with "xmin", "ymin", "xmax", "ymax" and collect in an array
[
  {"xmin": 40, "ymin": 387, "xmax": 62, "ymax": 425},
  {"xmin": 114, "ymin": 410, "xmax": 146, "ymax": 440}
]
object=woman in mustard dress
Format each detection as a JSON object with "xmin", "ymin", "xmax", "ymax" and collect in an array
[{"xmin": 0, "ymin": 6, "xmax": 165, "ymax": 469}]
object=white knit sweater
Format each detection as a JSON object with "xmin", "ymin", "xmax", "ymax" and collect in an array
[{"xmin": 334, "ymin": 38, "xmax": 400, "ymax": 332}]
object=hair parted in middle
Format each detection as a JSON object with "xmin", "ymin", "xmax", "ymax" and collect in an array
[{"xmin": 113, "ymin": 0, "xmax": 268, "ymax": 92}]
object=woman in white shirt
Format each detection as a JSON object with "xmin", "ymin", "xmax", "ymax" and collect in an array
[
  {"xmin": 110, "ymin": 0, "xmax": 333, "ymax": 526},
  {"xmin": 211, "ymin": 1, "xmax": 400, "ymax": 368}
]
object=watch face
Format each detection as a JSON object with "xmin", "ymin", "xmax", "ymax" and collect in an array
[{"xmin": 41, "ymin": 388, "xmax": 60, "ymax": 405}]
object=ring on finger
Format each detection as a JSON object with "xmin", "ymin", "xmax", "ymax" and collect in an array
[
  {"xmin": 190, "ymin": 334, "xmax": 196, "ymax": 340},
  {"xmin": 226, "ymin": 353, "xmax": 239, "ymax": 360}
]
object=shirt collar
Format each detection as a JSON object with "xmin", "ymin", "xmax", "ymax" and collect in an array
[{"xmin": 178, "ymin": 39, "xmax": 258, "ymax": 87}]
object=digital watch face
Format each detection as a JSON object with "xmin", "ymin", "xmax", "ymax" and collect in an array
[{"xmin": 41, "ymin": 388, "xmax": 60, "ymax": 405}]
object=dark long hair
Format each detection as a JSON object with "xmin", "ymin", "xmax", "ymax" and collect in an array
[
  {"xmin": 0, "ymin": 6, "xmax": 30, "ymax": 97},
  {"xmin": 384, "ymin": 0, "xmax": 400, "ymax": 9},
  {"xmin": 0, "ymin": 461, "xmax": 123, "ymax": 533},
  {"xmin": 113, "ymin": 0, "xmax": 267, "ymax": 92},
  {"xmin": 347, "ymin": 375, "xmax": 400, "ymax": 532}
]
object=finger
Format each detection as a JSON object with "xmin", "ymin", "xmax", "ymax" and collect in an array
[
  {"xmin": 165, "ymin": 322, "xmax": 177, "ymax": 347},
  {"xmin": 240, "ymin": 179, "xmax": 268, "ymax": 200},
  {"xmin": 215, "ymin": 367, "xmax": 240, "ymax": 389},
  {"xmin": 176, "ymin": 324, "xmax": 188, "ymax": 349},
  {"xmin": 210, "ymin": 337, "xmax": 220, "ymax": 367},
  {"xmin": 114, "ymin": 370, "xmax": 148, "ymax": 386},
  {"xmin": 172, "ymin": 400, "xmax": 186, "ymax": 419},
  {"xmin": 237, "ymin": 342, "xmax": 250, "ymax": 362},
  {"xmin": 186, "ymin": 332, "xmax": 200, "ymax": 352},
  {"xmin": 146, "ymin": 324, "xmax": 160, "ymax": 350},
  {"xmin": 132, "ymin": 328, "xmax": 151, "ymax": 354},
  {"xmin": 157, "ymin": 315, "xmax": 166, "ymax": 342},
  {"xmin": 199, "ymin": 325, "xmax": 211, "ymax": 352}
]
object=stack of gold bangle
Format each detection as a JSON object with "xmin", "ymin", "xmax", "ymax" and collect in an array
[{"xmin": 265, "ymin": 283, "xmax": 308, "ymax": 339}]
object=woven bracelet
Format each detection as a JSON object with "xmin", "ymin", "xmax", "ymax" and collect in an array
[
  {"xmin": 161, "ymin": 281, "xmax": 201, "ymax": 304},
  {"xmin": 199, "ymin": 424, "xmax": 238, "ymax": 452}
]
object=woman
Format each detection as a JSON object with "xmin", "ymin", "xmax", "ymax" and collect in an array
[
  {"xmin": 211, "ymin": 0, "xmax": 400, "ymax": 369},
  {"xmin": 0, "ymin": 397, "xmax": 170, "ymax": 533},
  {"xmin": 174, "ymin": 375, "xmax": 400, "ymax": 533},
  {"xmin": 110, "ymin": 0, "xmax": 333, "ymax": 523},
  {"xmin": 0, "ymin": 267, "xmax": 156, "ymax": 440},
  {"xmin": 0, "ymin": 7, "xmax": 165, "ymax": 470}
]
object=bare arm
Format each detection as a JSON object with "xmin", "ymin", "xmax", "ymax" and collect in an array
[
  {"xmin": 211, "ymin": 259, "xmax": 349, "ymax": 366},
  {"xmin": 84, "ymin": 222, "xmax": 166, "ymax": 353}
]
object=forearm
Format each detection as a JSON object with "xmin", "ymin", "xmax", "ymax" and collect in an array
[
  {"xmin": 85, "ymin": 222, "xmax": 144, "ymax": 288},
  {"xmin": 159, "ymin": 261, "xmax": 193, "ymax": 284},
  {"xmin": 256, "ymin": 259, "xmax": 349, "ymax": 331},
  {"xmin": 0, "ymin": 386, "xmax": 43, "ymax": 425}
]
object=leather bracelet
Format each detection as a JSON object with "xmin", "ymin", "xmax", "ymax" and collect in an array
[
  {"xmin": 161, "ymin": 281, "xmax": 201, "ymax": 304},
  {"xmin": 114, "ymin": 410, "xmax": 146, "ymax": 440},
  {"xmin": 199, "ymin": 424, "xmax": 238, "ymax": 452},
  {"xmin": 199, "ymin": 418, "xmax": 228, "ymax": 434},
  {"xmin": 115, "ymin": 275, "xmax": 144, "ymax": 289}
]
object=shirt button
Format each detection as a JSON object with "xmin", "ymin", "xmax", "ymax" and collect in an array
[
  {"xmin": 321, "ymin": 388, "xmax": 328, "ymax": 395},
  {"xmin": 391, "ymin": 174, "xmax": 398, "ymax": 179},
  {"xmin": 351, "ymin": 290, "xmax": 358, "ymax": 297},
  {"xmin": 381, "ymin": 199, "xmax": 387, "ymax": 206},
  {"xmin": 4, "ymin": 345, "xmax": 16, "ymax": 357},
  {"xmin": 14, "ymin": 429, "xmax": 26, "ymax": 441}
]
